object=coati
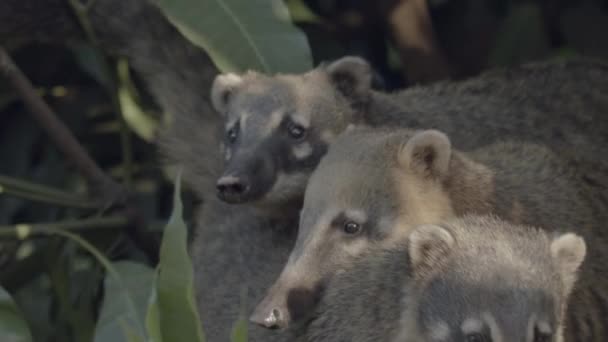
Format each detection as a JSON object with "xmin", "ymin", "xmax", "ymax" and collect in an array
[
  {"xmin": 253, "ymin": 128, "xmax": 608, "ymax": 342},
  {"xmin": 208, "ymin": 56, "xmax": 608, "ymax": 215},
  {"xmin": 301, "ymin": 215, "xmax": 587, "ymax": 342}
]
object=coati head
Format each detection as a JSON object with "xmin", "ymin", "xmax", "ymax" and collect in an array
[
  {"xmin": 210, "ymin": 56, "xmax": 373, "ymax": 208},
  {"xmin": 251, "ymin": 127, "xmax": 479, "ymax": 329},
  {"xmin": 396, "ymin": 216, "xmax": 586, "ymax": 342}
]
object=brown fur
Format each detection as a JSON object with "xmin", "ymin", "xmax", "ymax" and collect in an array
[{"xmin": 254, "ymin": 127, "xmax": 608, "ymax": 339}]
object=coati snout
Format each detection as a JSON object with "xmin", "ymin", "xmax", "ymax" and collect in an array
[{"xmin": 215, "ymin": 148, "xmax": 276, "ymax": 204}]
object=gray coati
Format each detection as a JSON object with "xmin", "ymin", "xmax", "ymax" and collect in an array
[
  {"xmin": 300, "ymin": 215, "xmax": 587, "ymax": 342},
  {"xmin": 208, "ymin": 56, "xmax": 608, "ymax": 216},
  {"xmin": 253, "ymin": 128, "xmax": 608, "ymax": 342}
]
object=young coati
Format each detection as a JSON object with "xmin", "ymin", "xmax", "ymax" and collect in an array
[
  {"xmin": 301, "ymin": 215, "xmax": 587, "ymax": 342},
  {"xmin": 208, "ymin": 56, "xmax": 608, "ymax": 216},
  {"xmin": 253, "ymin": 128, "xmax": 608, "ymax": 342}
]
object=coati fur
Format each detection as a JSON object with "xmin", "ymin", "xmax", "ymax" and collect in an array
[
  {"xmin": 253, "ymin": 128, "xmax": 608, "ymax": 342},
  {"xmin": 302, "ymin": 215, "xmax": 587, "ymax": 342}
]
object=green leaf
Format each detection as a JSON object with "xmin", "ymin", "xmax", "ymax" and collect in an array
[
  {"xmin": 116, "ymin": 58, "xmax": 160, "ymax": 142},
  {"xmin": 94, "ymin": 262, "xmax": 155, "ymax": 342},
  {"xmin": 145, "ymin": 285, "xmax": 162, "ymax": 342},
  {"xmin": 120, "ymin": 320, "xmax": 146, "ymax": 342},
  {"xmin": 230, "ymin": 286, "xmax": 248, "ymax": 342},
  {"xmin": 0, "ymin": 286, "xmax": 33, "ymax": 342},
  {"xmin": 230, "ymin": 318, "xmax": 248, "ymax": 342},
  {"xmin": 158, "ymin": 0, "xmax": 313, "ymax": 73},
  {"xmin": 155, "ymin": 169, "xmax": 205, "ymax": 342}
]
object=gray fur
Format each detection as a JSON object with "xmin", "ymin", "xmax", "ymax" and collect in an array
[
  {"xmin": 207, "ymin": 57, "xmax": 608, "ymax": 209},
  {"xmin": 305, "ymin": 215, "xmax": 584, "ymax": 342},
  {"xmin": 263, "ymin": 127, "xmax": 607, "ymax": 340}
]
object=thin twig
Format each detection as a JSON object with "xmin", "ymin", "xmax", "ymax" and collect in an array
[
  {"xmin": 0, "ymin": 174, "xmax": 100, "ymax": 209},
  {"xmin": 0, "ymin": 47, "xmax": 127, "ymax": 206},
  {"xmin": 0, "ymin": 216, "xmax": 129, "ymax": 239}
]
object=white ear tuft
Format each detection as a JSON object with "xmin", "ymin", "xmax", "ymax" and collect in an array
[
  {"xmin": 210, "ymin": 73, "xmax": 243, "ymax": 114},
  {"xmin": 326, "ymin": 56, "xmax": 372, "ymax": 99},
  {"xmin": 398, "ymin": 130, "xmax": 451, "ymax": 179},
  {"xmin": 550, "ymin": 233, "xmax": 586, "ymax": 296},
  {"xmin": 408, "ymin": 224, "xmax": 454, "ymax": 279}
]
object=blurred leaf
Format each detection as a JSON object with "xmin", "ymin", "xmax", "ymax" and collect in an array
[
  {"xmin": 158, "ymin": 0, "xmax": 313, "ymax": 73},
  {"xmin": 116, "ymin": 59, "xmax": 160, "ymax": 142},
  {"xmin": 155, "ymin": 170, "xmax": 205, "ymax": 342},
  {"xmin": 488, "ymin": 4, "xmax": 549, "ymax": 67},
  {"xmin": 94, "ymin": 261, "xmax": 154, "ymax": 342},
  {"xmin": 41, "ymin": 229, "xmax": 148, "ymax": 341},
  {"xmin": 230, "ymin": 286, "xmax": 248, "ymax": 342},
  {"xmin": 0, "ymin": 286, "xmax": 33, "ymax": 342},
  {"xmin": 552, "ymin": 47, "xmax": 578, "ymax": 60},
  {"xmin": 120, "ymin": 321, "xmax": 146, "ymax": 342},
  {"xmin": 230, "ymin": 319, "xmax": 248, "ymax": 342},
  {"xmin": 144, "ymin": 286, "xmax": 162, "ymax": 342},
  {"xmin": 285, "ymin": 0, "xmax": 320, "ymax": 24}
]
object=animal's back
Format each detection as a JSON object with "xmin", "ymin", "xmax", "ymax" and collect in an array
[
  {"xmin": 368, "ymin": 59, "xmax": 608, "ymax": 161},
  {"xmin": 470, "ymin": 142, "xmax": 608, "ymax": 342}
]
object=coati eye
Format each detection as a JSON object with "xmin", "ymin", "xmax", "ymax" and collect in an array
[
  {"xmin": 343, "ymin": 221, "xmax": 362, "ymax": 234},
  {"xmin": 287, "ymin": 121, "xmax": 306, "ymax": 140},
  {"xmin": 465, "ymin": 333, "xmax": 490, "ymax": 342},
  {"xmin": 226, "ymin": 122, "xmax": 239, "ymax": 144}
]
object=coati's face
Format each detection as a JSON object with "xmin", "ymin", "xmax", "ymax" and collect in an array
[
  {"xmin": 251, "ymin": 128, "xmax": 458, "ymax": 329},
  {"xmin": 397, "ymin": 217, "xmax": 587, "ymax": 342},
  {"xmin": 210, "ymin": 57, "xmax": 373, "ymax": 207}
]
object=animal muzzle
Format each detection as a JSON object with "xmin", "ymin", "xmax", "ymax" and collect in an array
[
  {"xmin": 250, "ymin": 287, "xmax": 291, "ymax": 329},
  {"xmin": 216, "ymin": 153, "xmax": 276, "ymax": 204},
  {"xmin": 251, "ymin": 277, "xmax": 323, "ymax": 330},
  {"xmin": 216, "ymin": 173, "xmax": 252, "ymax": 203}
]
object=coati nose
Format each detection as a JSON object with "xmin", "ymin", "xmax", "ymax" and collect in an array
[
  {"xmin": 250, "ymin": 307, "xmax": 288, "ymax": 330},
  {"xmin": 216, "ymin": 175, "xmax": 251, "ymax": 203}
]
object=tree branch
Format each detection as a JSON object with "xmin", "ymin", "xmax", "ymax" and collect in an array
[
  {"xmin": 0, "ymin": 46, "xmax": 127, "ymax": 206},
  {"xmin": 0, "ymin": 215, "xmax": 129, "ymax": 239}
]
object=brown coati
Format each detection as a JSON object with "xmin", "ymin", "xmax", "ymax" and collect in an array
[
  {"xmin": 253, "ymin": 128, "xmax": 608, "ymax": 342},
  {"xmin": 207, "ymin": 56, "xmax": 608, "ymax": 218},
  {"xmin": 300, "ymin": 215, "xmax": 587, "ymax": 342}
]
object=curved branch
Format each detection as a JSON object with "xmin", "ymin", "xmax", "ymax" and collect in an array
[{"xmin": 0, "ymin": 46, "xmax": 127, "ymax": 206}]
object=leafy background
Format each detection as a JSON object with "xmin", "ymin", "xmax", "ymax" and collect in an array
[{"xmin": 0, "ymin": 0, "xmax": 607, "ymax": 341}]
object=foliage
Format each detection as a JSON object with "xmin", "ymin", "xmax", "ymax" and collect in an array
[
  {"xmin": 0, "ymin": 286, "xmax": 32, "ymax": 342},
  {"xmin": 158, "ymin": 0, "xmax": 313, "ymax": 73}
]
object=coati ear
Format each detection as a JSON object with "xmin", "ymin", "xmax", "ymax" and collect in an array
[
  {"xmin": 398, "ymin": 130, "xmax": 451, "ymax": 179},
  {"xmin": 211, "ymin": 73, "xmax": 243, "ymax": 114},
  {"xmin": 550, "ymin": 233, "xmax": 586, "ymax": 296},
  {"xmin": 326, "ymin": 56, "xmax": 372, "ymax": 100},
  {"xmin": 408, "ymin": 224, "xmax": 454, "ymax": 279}
]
